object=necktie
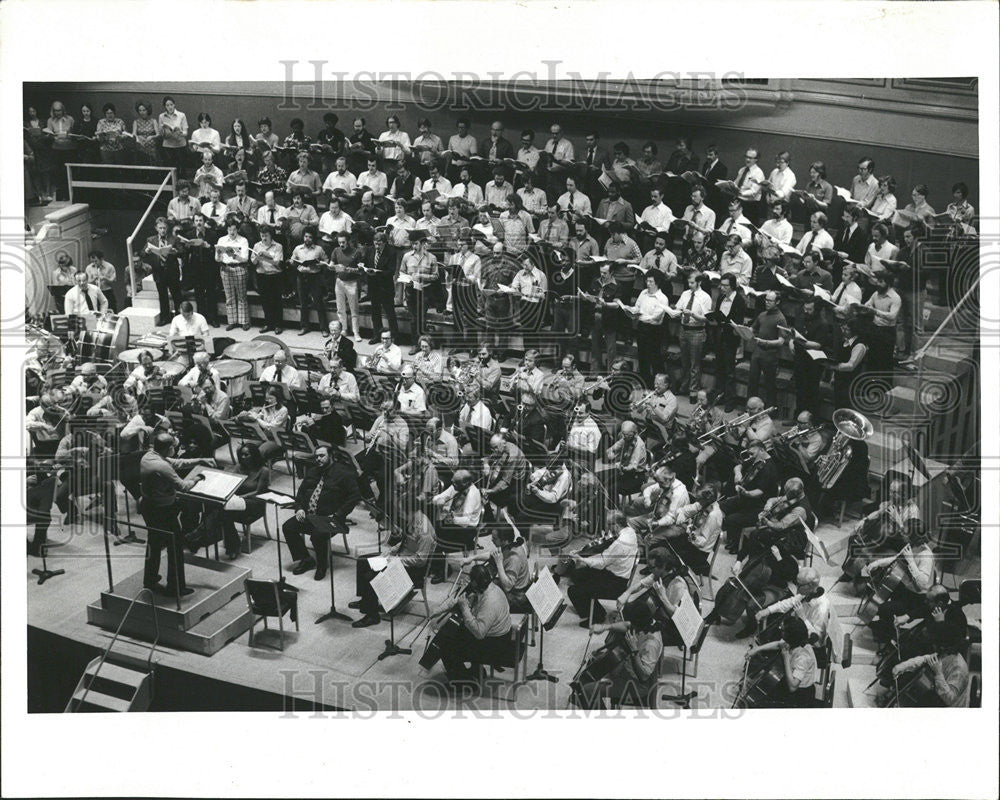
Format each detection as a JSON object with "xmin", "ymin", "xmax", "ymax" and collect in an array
[
  {"xmin": 83, "ymin": 288, "xmax": 94, "ymax": 312},
  {"xmin": 724, "ymin": 219, "xmax": 733, "ymax": 232},
  {"xmin": 569, "ymin": 191, "xmax": 576, "ymax": 209},
  {"xmin": 655, "ymin": 255, "xmax": 661, "ymax": 269},
  {"xmin": 432, "ymin": 178, "xmax": 438, "ymax": 189},
  {"xmin": 463, "ymin": 183, "xmax": 469, "ymax": 199},
  {"xmin": 833, "ymin": 283, "xmax": 845, "ymax": 303},
  {"xmin": 269, "ymin": 208, "xmax": 275, "ymax": 224},
  {"xmin": 802, "ymin": 232, "xmax": 814, "ymax": 253},
  {"xmin": 307, "ymin": 476, "xmax": 325, "ymax": 514},
  {"xmin": 587, "ymin": 148, "xmax": 594, "ymax": 166},
  {"xmin": 737, "ymin": 167, "xmax": 749, "ymax": 188},
  {"xmin": 686, "ymin": 291, "xmax": 695, "ymax": 310}
]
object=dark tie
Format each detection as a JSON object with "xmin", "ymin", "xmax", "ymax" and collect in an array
[
  {"xmin": 269, "ymin": 208, "xmax": 276, "ymax": 224},
  {"xmin": 432, "ymin": 178, "xmax": 438, "ymax": 189},
  {"xmin": 83, "ymin": 288, "xmax": 94, "ymax": 311},
  {"xmin": 833, "ymin": 283, "xmax": 844, "ymax": 303},
  {"xmin": 463, "ymin": 183, "xmax": 469, "ymax": 199},
  {"xmin": 686, "ymin": 291, "xmax": 695, "ymax": 310},
  {"xmin": 587, "ymin": 148, "xmax": 594, "ymax": 166},
  {"xmin": 737, "ymin": 167, "xmax": 749, "ymax": 188},
  {"xmin": 802, "ymin": 232, "xmax": 814, "ymax": 253},
  {"xmin": 569, "ymin": 191, "xmax": 575, "ymax": 209},
  {"xmin": 655, "ymin": 255, "xmax": 661, "ymax": 269}
]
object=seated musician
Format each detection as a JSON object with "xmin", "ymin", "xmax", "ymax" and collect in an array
[
  {"xmin": 625, "ymin": 463, "xmax": 690, "ymax": 550},
  {"xmin": 67, "ymin": 362, "xmax": 108, "ymax": 403},
  {"xmin": 631, "ymin": 373, "xmax": 677, "ymax": 448},
  {"xmin": 191, "ymin": 375, "xmax": 230, "ymax": 421},
  {"xmin": 787, "ymin": 410, "xmax": 824, "ymax": 475},
  {"xmin": 349, "ymin": 507, "xmax": 437, "ymax": 629},
  {"xmin": 413, "ymin": 335, "xmax": 444, "ymax": 383},
  {"xmin": 25, "ymin": 393, "xmax": 66, "ymax": 446},
  {"xmin": 295, "ymin": 396, "xmax": 347, "ymax": 448},
  {"xmin": 605, "ymin": 420, "xmax": 647, "ymax": 497},
  {"xmin": 237, "ymin": 385, "xmax": 290, "ymax": 434},
  {"xmin": 461, "ymin": 525, "xmax": 532, "ymax": 613},
  {"xmin": 259, "ymin": 349, "xmax": 303, "ymax": 389},
  {"xmin": 544, "ymin": 354, "xmax": 586, "ymax": 411},
  {"xmin": 431, "ymin": 563, "xmax": 513, "ymax": 691},
  {"xmin": 324, "ymin": 318, "xmax": 358, "ymax": 372},
  {"xmin": 469, "ymin": 345, "xmax": 503, "ymax": 398},
  {"xmin": 88, "ymin": 385, "xmax": 139, "ymax": 421},
  {"xmin": 193, "ymin": 442, "xmax": 270, "ymax": 560},
  {"xmin": 889, "ymin": 623, "xmax": 970, "ymax": 707},
  {"xmin": 317, "ymin": 356, "xmax": 360, "ymax": 402},
  {"xmin": 566, "ymin": 399, "xmax": 602, "ymax": 460},
  {"xmin": 457, "ymin": 383, "xmax": 494, "ymax": 436},
  {"xmin": 120, "ymin": 405, "xmax": 172, "ymax": 449},
  {"xmin": 179, "ymin": 351, "xmax": 221, "ymax": 390},
  {"xmin": 396, "ymin": 364, "xmax": 427, "ymax": 418},
  {"xmin": 424, "ymin": 416, "xmax": 460, "ymax": 472},
  {"xmin": 518, "ymin": 458, "xmax": 574, "ymax": 541},
  {"xmin": 564, "ymin": 511, "xmax": 640, "ymax": 626},
  {"xmin": 512, "ymin": 349, "xmax": 546, "ymax": 397},
  {"xmin": 861, "ymin": 536, "xmax": 936, "ymax": 624},
  {"xmin": 368, "ymin": 330, "xmax": 403, "ymax": 376},
  {"xmin": 689, "ymin": 390, "xmax": 722, "ymax": 483},
  {"xmin": 360, "ymin": 398, "xmax": 410, "ymax": 495},
  {"xmin": 743, "ymin": 617, "xmax": 818, "ymax": 708},
  {"xmin": 755, "ymin": 567, "xmax": 841, "ymax": 661},
  {"xmin": 430, "ymin": 470, "xmax": 484, "ymax": 580},
  {"xmin": 617, "ymin": 546, "xmax": 701, "ymax": 647},
  {"xmin": 666, "ymin": 486, "xmax": 724, "ymax": 577},
  {"xmin": 481, "ymin": 433, "xmax": 530, "ymax": 515},
  {"xmin": 63, "ymin": 270, "xmax": 109, "ymax": 316},
  {"xmin": 872, "ymin": 582, "xmax": 968, "ymax": 654},
  {"xmin": 719, "ymin": 437, "xmax": 781, "ymax": 550},
  {"xmin": 841, "ymin": 478, "xmax": 922, "ymax": 583},
  {"xmin": 283, "ymin": 445, "xmax": 362, "ymax": 580}
]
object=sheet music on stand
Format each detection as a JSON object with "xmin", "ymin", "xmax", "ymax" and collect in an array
[
  {"xmin": 803, "ymin": 522, "xmax": 835, "ymax": 566},
  {"xmin": 672, "ymin": 591, "xmax": 704, "ymax": 650},
  {"xmin": 256, "ymin": 491, "xmax": 296, "ymax": 507},
  {"xmin": 183, "ymin": 466, "xmax": 246, "ymax": 504},
  {"xmin": 370, "ymin": 558, "xmax": 414, "ymax": 613},
  {"xmin": 526, "ymin": 566, "xmax": 567, "ymax": 630}
]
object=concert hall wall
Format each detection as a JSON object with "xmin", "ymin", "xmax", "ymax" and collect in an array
[{"xmin": 25, "ymin": 80, "xmax": 979, "ymax": 206}]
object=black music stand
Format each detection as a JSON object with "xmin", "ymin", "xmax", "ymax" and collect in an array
[
  {"xmin": 525, "ymin": 566, "xmax": 566, "ymax": 683},
  {"xmin": 311, "ymin": 515, "xmax": 351, "ymax": 624},
  {"xmin": 371, "ymin": 560, "xmax": 418, "ymax": 660},
  {"xmin": 292, "ymin": 353, "xmax": 327, "ymax": 389},
  {"xmin": 258, "ymin": 492, "xmax": 297, "ymax": 589},
  {"xmin": 31, "ymin": 542, "xmax": 65, "ymax": 585}
]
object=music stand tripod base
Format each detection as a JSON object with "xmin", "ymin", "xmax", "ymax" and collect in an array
[
  {"xmin": 377, "ymin": 616, "xmax": 412, "ymax": 660},
  {"xmin": 32, "ymin": 566, "xmax": 65, "ymax": 585}
]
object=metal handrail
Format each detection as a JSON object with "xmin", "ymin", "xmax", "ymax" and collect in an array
[
  {"xmin": 76, "ymin": 587, "xmax": 161, "ymax": 709},
  {"xmin": 125, "ymin": 170, "xmax": 177, "ymax": 298}
]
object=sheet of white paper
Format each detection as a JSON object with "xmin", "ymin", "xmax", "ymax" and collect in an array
[
  {"xmin": 672, "ymin": 591, "xmax": 704, "ymax": 650},
  {"xmin": 526, "ymin": 566, "xmax": 564, "ymax": 624},
  {"xmin": 370, "ymin": 557, "xmax": 414, "ymax": 612}
]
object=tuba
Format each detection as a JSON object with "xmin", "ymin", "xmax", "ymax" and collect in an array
[{"xmin": 816, "ymin": 408, "xmax": 873, "ymax": 489}]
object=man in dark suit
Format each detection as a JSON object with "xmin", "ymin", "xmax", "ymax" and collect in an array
[
  {"xmin": 711, "ymin": 273, "xmax": 747, "ymax": 411},
  {"xmin": 142, "ymin": 216, "xmax": 183, "ymax": 324},
  {"xmin": 282, "ymin": 445, "xmax": 362, "ymax": 580},
  {"xmin": 701, "ymin": 144, "xmax": 729, "ymax": 217},
  {"xmin": 324, "ymin": 319, "xmax": 357, "ymax": 371},
  {"xmin": 365, "ymin": 229, "xmax": 399, "ymax": 343},
  {"xmin": 835, "ymin": 207, "xmax": 870, "ymax": 264},
  {"xmin": 180, "ymin": 213, "xmax": 219, "ymax": 326},
  {"xmin": 579, "ymin": 131, "xmax": 611, "ymax": 197},
  {"xmin": 478, "ymin": 120, "xmax": 515, "ymax": 182}
]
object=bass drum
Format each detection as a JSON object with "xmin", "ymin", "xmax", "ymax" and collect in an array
[{"xmin": 78, "ymin": 314, "xmax": 130, "ymax": 363}]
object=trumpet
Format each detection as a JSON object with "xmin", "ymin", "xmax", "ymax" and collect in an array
[{"xmin": 630, "ymin": 392, "xmax": 656, "ymax": 413}]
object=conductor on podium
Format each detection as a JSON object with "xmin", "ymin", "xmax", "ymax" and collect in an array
[{"xmin": 139, "ymin": 432, "xmax": 215, "ymax": 597}]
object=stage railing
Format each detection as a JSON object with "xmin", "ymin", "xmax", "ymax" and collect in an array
[{"xmin": 124, "ymin": 170, "xmax": 178, "ymax": 298}]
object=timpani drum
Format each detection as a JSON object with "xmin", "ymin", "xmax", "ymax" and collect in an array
[
  {"xmin": 223, "ymin": 339, "xmax": 280, "ymax": 379},
  {"xmin": 156, "ymin": 360, "xmax": 189, "ymax": 381},
  {"xmin": 78, "ymin": 313, "xmax": 130, "ymax": 363},
  {"xmin": 118, "ymin": 347, "xmax": 164, "ymax": 367},
  {"xmin": 212, "ymin": 358, "xmax": 253, "ymax": 398}
]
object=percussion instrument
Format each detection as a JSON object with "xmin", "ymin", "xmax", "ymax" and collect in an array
[
  {"xmin": 212, "ymin": 359, "xmax": 253, "ymax": 380},
  {"xmin": 77, "ymin": 313, "xmax": 129, "ymax": 363},
  {"xmin": 156, "ymin": 360, "xmax": 188, "ymax": 380},
  {"xmin": 118, "ymin": 347, "xmax": 163, "ymax": 367},
  {"xmin": 223, "ymin": 340, "xmax": 281, "ymax": 378}
]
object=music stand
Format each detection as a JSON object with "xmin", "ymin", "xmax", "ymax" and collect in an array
[
  {"xmin": 370, "ymin": 558, "xmax": 418, "ymax": 660},
  {"xmin": 309, "ymin": 515, "xmax": 352, "ymax": 624},
  {"xmin": 292, "ymin": 352, "xmax": 327, "ymax": 389},
  {"xmin": 31, "ymin": 542, "xmax": 65, "ymax": 586},
  {"xmin": 659, "ymin": 592, "xmax": 707, "ymax": 708},
  {"xmin": 254, "ymin": 492, "xmax": 297, "ymax": 587},
  {"xmin": 524, "ymin": 566, "xmax": 567, "ymax": 683}
]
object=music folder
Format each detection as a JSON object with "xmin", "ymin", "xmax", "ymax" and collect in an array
[{"xmin": 526, "ymin": 566, "xmax": 567, "ymax": 631}]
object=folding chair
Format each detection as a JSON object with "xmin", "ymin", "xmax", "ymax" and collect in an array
[{"xmin": 245, "ymin": 578, "xmax": 299, "ymax": 651}]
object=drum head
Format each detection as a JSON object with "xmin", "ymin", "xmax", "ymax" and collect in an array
[{"xmin": 111, "ymin": 316, "xmax": 130, "ymax": 360}]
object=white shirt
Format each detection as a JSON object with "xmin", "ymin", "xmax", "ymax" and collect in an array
[
  {"xmin": 317, "ymin": 370, "xmax": 359, "ymax": 401},
  {"xmin": 370, "ymin": 343, "xmax": 403, "ymax": 374},
  {"xmin": 357, "ymin": 169, "xmax": 388, "ymax": 197},
  {"xmin": 215, "ymin": 234, "xmax": 250, "ymax": 264},
  {"xmin": 397, "ymin": 382, "xmax": 427, "ymax": 415},
  {"xmin": 557, "ymin": 190, "xmax": 592, "ymax": 215},
  {"xmin": 544, "ymin": 137, "xmax": 575, "ymax": 162},
  {"xmin": 377, "ymin": 130, "xmax": 411, "ymax": 161},
  {"xmin": 63, "ymin": 284, "xmax": 108, "ymax": 315},
  {"xmin": 528, "ymin": 466, "xmax": 572, "ymax": 504},
  {"xmin": 449, "ymin": 180, "xmax": 484, "ymax": 205},
  {"xmin": 322, "ymin": 170, "xmax": 357, "ymax": 195},
  {"xmin": 681, "ymin": 203, "xmax": 716, "ymax": 233},
  {"xmin": 318, "ymin": 210, "xmax": 354, "ymax": 237},
  {"xmin": 759, "ymin": 218, "xmax": 793, "ymax": 245},
  {"xmin": 517, "ymin": 186, "xmax": 549, "ymax": 216},
  {"xmin": 178, "ymin": 365, "xmax": 221, "ymax": 389},
  {"xmin": 671, "ymin": 288, "xmax": 713, "ymax": 324},
  {"xmin": 459, "ymin": 400, "xmax": 493, "ymax": 431},
  {"xmin": 259, "ymin": 363, "xmax": 303, "ymax": 389},
  {"xmin": 718, "ymin": 214, "xmax": 753, "ymax": 246},
  {"xmin": 168, "ymin": 312, "xmax": 210, "ymax": 342},
  {"xmin": 767, "ymin": 167, "xmax": 796, "ymax": 200},
  {"xmin": 200, "ymin": 199, "xmax": 227, "ymax": 226},
  {"xmin": 640, "ymin": 202, "xmax": 675, "ymax": 231},
  {"xmin": 796, "ymin": 228, "xmax": 834, "ymax": 254},
  {"xmin": 432, "ymin": 483, "xmax": 483, "ymax": 528},
  {"xmin": 642, "ymin": 478, "xmax": 690, "ymax": 522},
  {"xmin": 484, "ymin": 180, "xmax": 514, "ymax": 209},
  {"xmin": 866, "ymin": 240, "xmax": 900, "ymax": 268},
  {"xmin": 580, "ymin": 527, "xmax": 639, "ymax": 578},
  {"xmin": 567, "ymin": 417, "xmax": 602, "ymax": 454},
  {"xmin": 256, "ymin": 203, "xmax": 288, "ymax": 227},
  {"xmin": 421, "ymin": 176, "xmax": 452, "ymax": 196},
  {"xmin": 736, "ymin": 164, "xmax": 766, "ymax": 200},
  {"xmin": 510, "ymin": 267, "xmax": 547, "ymax": 302},
  {"xmin": 719, "ymin": 250, "xmax": 753, "ymax": 285},
  {"xmin": 632, "ymin": 289, "xmax": 670, "ymax": 324}
]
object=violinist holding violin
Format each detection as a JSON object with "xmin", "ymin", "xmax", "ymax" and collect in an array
[
  {"xmin": 718, "ymin": 438, "xmax": 780, "ymax": 552},
  {"xmin": 616, "ymin": 547, "xmax": 700, "ymax": 648},
  {"xmin": 564, "ymin": 510, "xmax": 640, "ymax": 627},
  {"xmin": 861, "ymin": 535, "xmax": 936, "ymax": 629}
]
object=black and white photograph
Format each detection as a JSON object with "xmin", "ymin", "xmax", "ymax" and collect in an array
[{"xmin": 2, "ymin": 1, "xmax": 997, "ymax": 798}]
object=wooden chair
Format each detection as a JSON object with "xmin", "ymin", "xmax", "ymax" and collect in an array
[
  {"xmin": 481, "ymin": 614, "xmax": 531, "ymax": 700},
  {"xmin": 244, "ymin": 579, "xmax": 299, "ymax": 651}
]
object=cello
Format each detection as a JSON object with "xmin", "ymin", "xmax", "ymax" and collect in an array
[
  {"xmin": 734, "ymin": 647, "xmax": 786, "ymax": 709},
  {"xmin": 857, "ymin": 550, "xmax": 910, "ymax": 626}
]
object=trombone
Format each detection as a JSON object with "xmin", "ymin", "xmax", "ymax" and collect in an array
[{"xmin": 698, "ymin": 405, "xmax": 776, "ymax": 446}]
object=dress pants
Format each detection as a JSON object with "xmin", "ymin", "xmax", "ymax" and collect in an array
[
  {"xmin": 194, "ymin": 274, "xmax": 219, "ymax": 326},
  {"xmin": 793, "ymin": 348, "xmax": 823, "ymax": 415},
  {"xmin": 255, "ymin": 272, "xmax": 284, "ymax": 329},
  {"xmin": 748, "ymin": 350, "xmax": 779, "ymax": 408},
  {"xmin": 714, "ymin": 334, "xmax": 740, "ymax": 406},
  {"xmin": 282, "ymin": 515, "xmax": 331, "ymax": 566},
  {"xmin": 155, "ymin": 277, "xmax": 183, "ymax": 323},
  {"xmin": 867, "ymin": 325, "xmax": 896, "ymax": 373},
  {"xmin": 438, "ymin": 625, "xmax": 512, "ymax": 682},
  {"xmin": 635, "ymin": 322, "xmax": 663, "ymax": 387},
  {"xmin": 369, "ymin": 277, "xmax": 399, "ymax": 340},
  {"xmin": 589, "ymin": 312, "xmax": 617, "ymax": 373},
  {"xmin": 678, "ymin": 327, "xmax": 706, "ymax": 396},
  {"xmin": 335, "ymin": 278, "xmax": 361, "ymax": 336},
  {"xmin": 567, "ymin": 568, "xmax": 629, "ymax": 623},
  {"xmin": 297, "ymin": 271, "xmax": 328, "ymax": 331},
  {"xmin": 140, "ymin": 500, "xmax": 186, "ymax": 590},
  {"xmin": 406, "ymin": 286, "xmax": 429, "ymax": 342},
  {"xmin": 220, "ymin": 264, "xmax": 249, "ymax": 325}
]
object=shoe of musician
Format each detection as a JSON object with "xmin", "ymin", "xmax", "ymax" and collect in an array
[
  {"xmin": 298, "ymin": 327, "xmax": 311, "ymax": 336},
  {"xmin": 734, "ymin": 624, "xmax": 756, "ymax": 639},
  {"xmin": 242, "ymin": 323, "xmax": 251, "ymax": 331},
  {"xmin": 314, "ymin": 562, "xmax": 328, "ymax": 581},
  {"xmin": 351, "ymin": 614, "xmax": 380, "ymax": 628},
  {"xmin": 225, "ymin": 549, "xmax": 240, "ymax": 560},
  {"xmin": 291, "ymin": 557, "xmax": 315, "ymax": 576},
  {"xmin": 226, "ymin": 323, "xmax": 239, "ymax": 331},
  {"xmin": 430, "ymin": 574, "xmax": 447, "ymax": 585},
  {"xmin": 703, "ymin": 609, "xmax": 720, "ymax": 626},
  {"xmin": 347, "ymin": 600, "xmax": 363, "ymax": 610},
  {"xmin": 368, "ymin": 337, "xmax": 380, "ymax": 345},
  {"xmin": 275, "ymin": 327, "xmax": 283, "ymax": 334},
  {"xmin": 578, "ymin": 619, "xmax": 591, "ymax": 628},
  {"xmin": 260, "ymin": 326, "xmax": 272, "ymax": 334}
]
